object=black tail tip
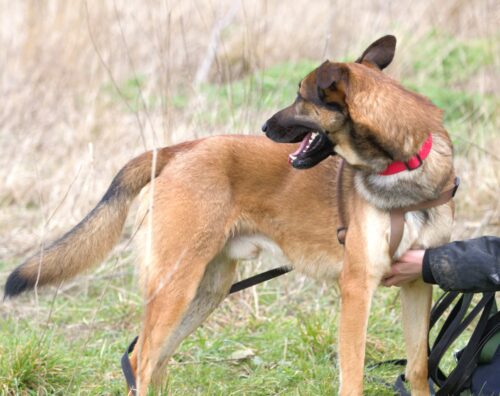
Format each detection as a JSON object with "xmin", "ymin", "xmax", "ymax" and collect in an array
[{"xmin": 4, "ymin": 268, "xmax": 32, "ymax": 299}]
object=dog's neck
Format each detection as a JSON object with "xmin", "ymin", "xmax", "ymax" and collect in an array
[
  {"xmin": 352, "ymin": 131, "xmax": 454, "ymax": 211},
  {"xmin": 378, "ymin": 134, "xmax": 433, "ymax": 176}
]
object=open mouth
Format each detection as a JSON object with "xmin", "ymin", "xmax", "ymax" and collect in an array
[{"xmin": 288, "ymin": 132, "xmax": 334, "ymax": 169}]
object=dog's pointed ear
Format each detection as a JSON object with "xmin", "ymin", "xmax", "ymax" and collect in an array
[
  {"xmin": 355, "ymin": 35, "xmax": 396, "ymax": 70},
  {"xmin": 316, "ymin": 61, "xmax": 346, "ymax": 90}
]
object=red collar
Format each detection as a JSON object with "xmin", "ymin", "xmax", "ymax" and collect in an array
[{"xmin": 379, "ymin": 134, "xmax": 433, "ymax": 176}]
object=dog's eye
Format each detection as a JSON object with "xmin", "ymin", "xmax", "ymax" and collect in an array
[
  {"xmin": 325, "ymin": 102, "xmax": 343, "ymax": 112},
  {"xmin": 317, "ymin": 87, "xmax": 342, "ymax": 111},
  {"xmin": 318, "ymin": 87, "xmax": 326, "ymax": 101}
]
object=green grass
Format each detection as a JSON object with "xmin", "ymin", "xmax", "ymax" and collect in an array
[
  {"xmin": 402, "ymin": 32, "xmax": 498, "ymax": 151},
  {"xmin": 2, "ymin": 264, "xmax": 479, "ymax": 395},
  {"xmin": 0, "ymin": 325, "xmax": 72, "ymax": 395},
  {"xmin": 4, "ymin": 251, "xmax": 476, "ymax": 396},
  {"xmin": 1, "ymin": 257, "xmax": 410, "ymax": 395}
]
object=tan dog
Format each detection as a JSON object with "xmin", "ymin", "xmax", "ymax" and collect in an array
[{"xmin": 5, "ymin": 36, "xmax": 455, "ymax": 395}]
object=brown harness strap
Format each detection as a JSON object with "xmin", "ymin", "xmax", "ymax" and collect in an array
[
  {"xmin": 335, "ymin": 158, "xmax": 460, "ymax": 257},
  {"xmin": 388, "ymin": 209, "xmax": 405, "ymax": 258},
  {"xmin": 335, "ymin": 158, "xmax": 348, "ymax": 244},
  {"xmin": 388, "ymin": 180, "xmax": 459, "ymax": 257}
]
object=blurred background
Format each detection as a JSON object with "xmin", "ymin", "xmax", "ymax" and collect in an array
[{"xmin": 0, "ymin": 0, "xmax": 498, "ymax": 394}]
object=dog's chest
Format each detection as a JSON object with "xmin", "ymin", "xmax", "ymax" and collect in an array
[
  {"xmin": 394, "ymin": 211, "xmax": 428, "ymax": 256},
  {"xmin": 395, "ymin": 206, "xmax": 454, "ymax": 256},
  {"xmin": 354, "ymin": 173, "xmax": 454, "ymax": 258}
]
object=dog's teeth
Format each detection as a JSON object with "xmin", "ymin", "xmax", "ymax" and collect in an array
[{"xmin": 312, "ymin": 132, "xmax": 319, "ymax": 139}]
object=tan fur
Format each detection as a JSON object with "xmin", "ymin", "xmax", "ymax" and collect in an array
[{"xmin": 6, "ymin": 37, "xmax": 455, "ymax": 396}]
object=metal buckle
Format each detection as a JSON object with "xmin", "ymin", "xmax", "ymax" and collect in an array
[
  {"xmin": 404, "ymin": 153, "xmax": 423, "ymax": 171},
  {"xmin": 415, "ymin": 153, "xmax": 423, "ymax": 168}
]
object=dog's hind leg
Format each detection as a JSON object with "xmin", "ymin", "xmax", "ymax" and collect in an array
[
  {"xmin": 127, "ymin": 178, "xmax": 236, "ymax": 395},
  {"xmin": 130, "ymin": 251, "xmax": 236, "ymax": 395},
  {"xmin": 400, "ymin": 280, "xmax": 432, "ymax": 396}
]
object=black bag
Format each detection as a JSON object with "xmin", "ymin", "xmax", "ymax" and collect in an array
[
  {"xmin": 427, "ymin": 291, "xmax": 500, "ymax": 395},
  {"xmin": 394, "ymin": 291, "xmax": 500, "ymax": 395}
]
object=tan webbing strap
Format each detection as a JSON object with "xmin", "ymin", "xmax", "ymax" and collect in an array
[
  {"xmin": 389, "ymin": 209, "xmax": 406, "ymax": 258},
  {"xmin": 400, "ymin": 179, "xmax": 460, "ymax": 213}
]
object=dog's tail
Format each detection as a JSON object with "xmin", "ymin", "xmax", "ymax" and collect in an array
[{"xmin": 4, "ymin": 143, "xmax": 192, "ymax": 298}]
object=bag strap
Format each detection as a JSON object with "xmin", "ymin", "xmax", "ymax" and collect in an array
[
  {"xmin": 428, "ymin": 293, "xmax": 474, "ymax": 384},
  {"xmin": 427, "ymin": 292, "xmax": 498, "ymax": 395},
  {"xmin": 437, "ymin": 295, "xmax": 497, "ymax": 395},
  {"xmin": 427, "ymin": 292, "xmax": 461, "ymax": 384}
]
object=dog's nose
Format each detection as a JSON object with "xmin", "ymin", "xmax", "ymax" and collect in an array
[{"xmin": 261, "ymin": 122, "xmax": 268, "ymax": 133}]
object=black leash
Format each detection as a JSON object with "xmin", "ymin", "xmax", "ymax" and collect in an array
[
  {"xmin": 121, "ymin": 265, "xmax": 293, "ymax": 394},
  {"xmin": 229, "ymin": 266, "xmax": 292, "ymax": 294},
  {"xmin": 122, "ymin": 336, "xmax": 139, "ymax": 394}
]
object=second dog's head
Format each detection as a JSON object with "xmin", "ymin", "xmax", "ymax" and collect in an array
[{"xmin": 262, "ymin": 35, "xmax": 442, "ymax": 172}]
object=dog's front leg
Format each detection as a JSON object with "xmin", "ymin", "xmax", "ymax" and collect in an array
[
  {"xmin": 337, "ymin": 202, "xmax": 391, "ymax": 396},
  {"xmin": 400, "ymin": 280, "xmax": 432, "ymax": 395},
  {"xmin": 338, "ymin": 257, "xmax": 379, "ymax": 396}
]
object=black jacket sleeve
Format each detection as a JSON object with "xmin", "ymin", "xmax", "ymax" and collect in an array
[{"xmin": 422, "ymin": 236, "xmax": 500, "ymax": 292}]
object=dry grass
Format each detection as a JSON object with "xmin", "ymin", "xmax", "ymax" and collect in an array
[
  {"xmin": 1, "ymin": 0, "xmax": 498, "ymax": 253},
  {"xmin": 0, "ymin": 0, "xmax": 498, "ymax": 394}
]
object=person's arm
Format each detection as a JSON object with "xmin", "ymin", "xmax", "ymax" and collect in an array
[
  {"xmin": 383, "ymin": 236, "xmax": 500, "ymax": 292},
  {"xmin": 423, "ymin": 236, "xmax": 500, "ymax": 292}
]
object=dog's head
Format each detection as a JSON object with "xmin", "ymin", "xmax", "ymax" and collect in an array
[{"xmin": 262, "ymin": 35, "xmax": 442, "ymax": 172}]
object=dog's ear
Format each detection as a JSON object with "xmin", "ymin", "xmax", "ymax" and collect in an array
[
  {"xmin": 355, "ymin": 35, "xmax": 396, "ymax": 70},
  {"xmin": 316, "ymin": 61, "xmax": 346, "ymax": 90}
]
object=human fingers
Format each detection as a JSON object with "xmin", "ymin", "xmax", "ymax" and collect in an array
[{"xmin": 397, "ymin": 249, "xmax": 425, "ymax": 265}]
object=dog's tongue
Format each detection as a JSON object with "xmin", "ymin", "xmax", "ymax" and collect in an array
[{"xmin": 288, "ymin": 132, "xmax": 312, "ymax": 163}]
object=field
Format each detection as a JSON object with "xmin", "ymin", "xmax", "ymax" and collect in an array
[{"xmin": 0, "ymin": 0, "xmax": 498, "ymax": 395}]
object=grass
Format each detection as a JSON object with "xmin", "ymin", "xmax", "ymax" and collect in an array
[
  {"xmin": 1, "ymin": 1, "xmax": 499, "ymax": 395},
  {"xmin": 0, "ymin": 256, "xmax": 487, "ymax": 395},
  {"xmin": 0, "ymin": 258, "xmax": 407, "ymax": 395},
  {"xmin": 402, "ymin": 32, "xmax": 498, "ymax": 151},
  {"xmin": 0, "ymin": 326, "xmax": 71, "ymax": 395}
]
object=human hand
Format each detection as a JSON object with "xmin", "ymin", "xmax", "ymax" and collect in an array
[{"xmin": 383, "ymin": 249, "xmax": 425, "ymax": 287}]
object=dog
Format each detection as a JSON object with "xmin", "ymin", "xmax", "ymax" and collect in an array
[{"xmin": 5, "ymin": 35, "xmax": 456, "ymax": 395}]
